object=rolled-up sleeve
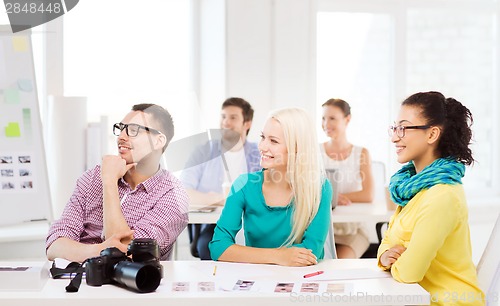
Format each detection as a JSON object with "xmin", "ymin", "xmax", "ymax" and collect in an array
[{"xmin": 46, "ymin": 169, "xmax": 95, "ymax": 250}]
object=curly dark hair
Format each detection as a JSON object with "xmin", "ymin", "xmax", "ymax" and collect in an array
[{"xmin": 402, "ymin": 91, "xmax": 474, "ymax": 165}]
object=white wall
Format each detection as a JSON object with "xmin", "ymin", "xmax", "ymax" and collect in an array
[
  {"xmin": 198, "ymin": 0, "xmax": 316, "ymax": 142},
  {"xmin": 200, "ymin": 0, "xmax": 500, "ymax": 262},
  {"xmin": 197, "ymin": 0, "xmax": 226, "ymax": 131},
  {"xmin": 226, "ymin": 0, "xmax": 273, "ymax": 139}
]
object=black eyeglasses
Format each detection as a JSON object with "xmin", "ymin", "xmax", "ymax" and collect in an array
[
  {"xmin": 113, "ymin": 123, "xmax": 163, "ymax": 137},
  {"xmin": 388, "ymin": 125, "xmax": 431, "ymax": 138}
]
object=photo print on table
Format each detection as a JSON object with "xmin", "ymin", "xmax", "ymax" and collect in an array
[
  {"xmin": 326, "ymin": 283, "xmax": 346, "ymax": 293},
  {"xmin": 233, "ymin": 280, "xmax": 255, "ymax": 291},
  {"xmin": 274, "ymin": 282, "xmax": 294, "ymax": 293},
  {"xmin": 172, "ymin": 282, "xmax": 190, "ymax": 292},
  {"xmin": 300, "ymin": 282, "xmax": 319, "ymax": 293},
  {"xmin": 197, "ymin": 282, "xmax": 215, "ymax": 292}
]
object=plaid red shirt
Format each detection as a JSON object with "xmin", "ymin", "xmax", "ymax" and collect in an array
[{"xmin": 46, "ymin": 165, "xmax": 189, "ymax": 260}]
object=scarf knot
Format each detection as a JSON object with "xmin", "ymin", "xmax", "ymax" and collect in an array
[{"xmin": 389, "ymin": 158, "xmax": 465, "ymax": 207}]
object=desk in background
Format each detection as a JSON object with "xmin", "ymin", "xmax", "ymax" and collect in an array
[
  {"xmin": 332, "ymin": 203, "xmax": 394, "ymax": 223},
  {"xmin": 0, "ymin": 259, "xmax": 430, "ymax": 306},
  {"xmin": 188, "ymin": 203, "xmax": 395, "ymax": 224}
]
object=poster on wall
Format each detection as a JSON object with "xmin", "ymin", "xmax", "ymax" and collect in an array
[
  {"xmin": 0, "ymin": 26, "xmax": 52, "ymax": 225},
  {"xmin": 0, "ymin": 152, "xmax": 36, "ymax": 192}
]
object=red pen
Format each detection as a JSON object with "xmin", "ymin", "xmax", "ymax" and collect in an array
[{"xmin": 303, "ymin": 270, "xmax": 324, "ymax": 278}]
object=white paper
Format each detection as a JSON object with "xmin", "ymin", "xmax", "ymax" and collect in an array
[
  {"xmin": 53, "ymin": 258, "xmax": 72, "ymax": 269},
  {"xmin": 0, "ymin": 261, "xmax": 50, "ymax": 291},
  {"xmin": 304, "ymin": 268, "xmax": 391, "ymax": 281}
]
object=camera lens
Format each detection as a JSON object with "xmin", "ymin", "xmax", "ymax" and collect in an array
[
  {"xmin": 113, "ymin": 261, "xmax": 161, "ymax": 293},
  {"xmin": 128, "ymin": 238, "xmax": 163, "ymax": 278},
  {"xmin": 128, "ymin": 238, "xmax": 160, "ymax": 261}
]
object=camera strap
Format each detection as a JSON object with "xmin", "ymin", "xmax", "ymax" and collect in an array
[{"xmin": 50, "ymin": 261, "xmax": 86, "ymax": 292}]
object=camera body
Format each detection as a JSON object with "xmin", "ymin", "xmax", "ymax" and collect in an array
[
  {"xmin": 85, "ymin": 238, "xmax": 162, "ymax": 293},
  {"xmin": 86, "ymin": 247, "xmax": 128, "ymax": 286}
]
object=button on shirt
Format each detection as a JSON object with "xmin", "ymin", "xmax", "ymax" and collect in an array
[{"xmin": 46, "ymin": 165, "xmax": 189, "ymax": 260}]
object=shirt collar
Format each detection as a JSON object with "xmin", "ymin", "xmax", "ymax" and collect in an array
[{"xmin": 118, "ymin": 169, "xmax": 168, "ymax": 193}]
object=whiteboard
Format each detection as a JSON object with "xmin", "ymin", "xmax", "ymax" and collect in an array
[{"xmin": 0, "ymin": 25, "xmax": 53, "ymax": 226}]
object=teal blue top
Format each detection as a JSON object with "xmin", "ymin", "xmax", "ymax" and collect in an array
[{"xmin": 209, "ymin": 169, "xmax": 332, "ymax": 260}]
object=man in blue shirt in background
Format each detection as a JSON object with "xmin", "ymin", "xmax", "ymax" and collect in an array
[{"xmin": 180, "ymin": 97, "xmax": 261, "ymax": 259}]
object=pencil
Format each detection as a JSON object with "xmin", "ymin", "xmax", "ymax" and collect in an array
[
  {"xmin": 303, "ymin": 270, "xmax": 324, "ymax": 278},
  {"xmin": 213, "ymin": 265, "xmax": 217, "ymax": 276}
]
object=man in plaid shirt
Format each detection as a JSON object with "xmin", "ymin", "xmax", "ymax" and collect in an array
[{"xmin": 46, "ymin": 104, "xmax": 189, "ymax": 262}]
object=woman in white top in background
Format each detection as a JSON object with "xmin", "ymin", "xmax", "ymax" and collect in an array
[{"xmin": 320, "ymin": 98, "xmax": 374, "ymax": 258}]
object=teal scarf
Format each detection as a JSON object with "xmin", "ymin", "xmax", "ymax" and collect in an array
[{"xmin": 389, "ymin": 158, "xmax": 465, "ymax": 207}]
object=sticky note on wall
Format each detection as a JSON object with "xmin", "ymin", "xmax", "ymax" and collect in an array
[
  {"xmin": 22, "ymin": 108, "xmax": 32, "ymax": 139},
  {"xmin": 17, "ymin": 79, "xmax": 33, "ymax": 92},
  {"xmin": 4, "ymin": 88, "xmax": 20, "ymax": 104},
  {"xmin": 5, "ymin": 122, "xmax": 21, "ymax": 137},
  {"xmin": 12, "ymin": 36, "xmax": 28, "ymax": 52}
]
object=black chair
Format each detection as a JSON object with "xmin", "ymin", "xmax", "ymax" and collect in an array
[
  {"xmin": 188, "ymin": 224, "xmax": 202, "ymax": 258},
  {"xmin": 188, "ymin": 224, "xmax": 216, "ymax": 259},
  {"xmin": 360, "ymin": 221, "xmax": 389, "ymax": 258}
]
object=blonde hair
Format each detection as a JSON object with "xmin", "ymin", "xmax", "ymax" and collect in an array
[{"xmin": 269, "ymin": 108, "xmax": 326, "ymax": 245}]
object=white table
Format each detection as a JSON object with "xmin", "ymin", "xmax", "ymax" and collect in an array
[
  {"xmin": 189, "ymin": 206, "xmax": 223, "ymax": 224},
  {"xmin": 0, "ymin": 259, "xmax": 430, "ymax": 306},
  {"xmin": 188, "ymin": 203, "xmax": 395, "ymax": 224},
  {"xmin": 332, "ymin": 203, "xmax": 395, "ymax": 223}
]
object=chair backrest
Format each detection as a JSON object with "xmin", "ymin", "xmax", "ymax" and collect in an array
[
  {"xmin": 323, "ymin": 221, "xmax": 337, "ymax": 259},
  {"xmin": 325, "ymin": 169, "xmax": 339, "ymax": 210},
  {"xmin": 235, "ymin": 228, "xmax": 245, "ymax": 245},
  {"xmin": 476, "ymin": 212, "xmax": 500, "ymax": 304},
  {"xmin": 371, "ymin": 161, "xmax": 387, "ymax": 207}
]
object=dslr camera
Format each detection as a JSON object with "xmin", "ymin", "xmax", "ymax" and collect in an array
[{"xmin": 85, "ymin": 238, "xmax": 163, "ymax": 293}]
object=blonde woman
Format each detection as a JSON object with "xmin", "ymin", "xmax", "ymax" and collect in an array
[
  {"xmin": 209, "ymin": 108, "xmax": 332, "ymax": 266},
  {"xmin": 321, "ymin": 99, "xmax": 374, "ymax": 258}
]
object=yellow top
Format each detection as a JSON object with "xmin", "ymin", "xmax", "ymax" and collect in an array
[{"xmin": 377, "ymin": 184, "xmax": 485, "ymax": 306}]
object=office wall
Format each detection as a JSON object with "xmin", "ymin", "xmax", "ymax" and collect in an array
[
  {"xmin": 36, "ymin": 0, "xmax": 500, "ymax": 198},
  {"xmin": 197, "ymin": 0, "xmax": 316, "ymax": 143},
  {"xmin": 217, "ymin": 1, "xmax": 500, "ymax": 190},
  {"xmin": 198, "ymin": 0, "xmax": 500, "ymax": 259}
]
